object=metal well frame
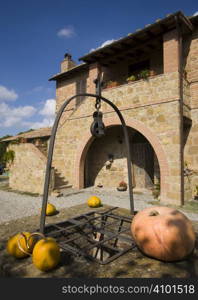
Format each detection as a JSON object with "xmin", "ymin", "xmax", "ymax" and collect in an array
[
  {"xmin": 39, "ymin": 78, "xmax": 136, "ymax": 264},
  {"xmin": 42, "ymin": 207, "xmax": 136, "ymax": 264}
]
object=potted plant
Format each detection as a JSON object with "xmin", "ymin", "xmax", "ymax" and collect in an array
[
  {"xmin": 117, "ymin": 181, "xmax": 127, "ymax": 191},
  {"xmin": 105, "ymin": 81, "xmax": 119, "ymax": 89},
  {"xmin": 126, "ymin": 75, "xmax": 137, "ymax": 82},
  {"xmin": 97, "ymin": 183, "xmax": 103, "ymax": 188},
  {"xmin": 149, "ymin": 70, "xmax": 156, "ymax": 77},
  {"xmin": 138, "ymin": 69, "xmax": 150, "ymax": 79}
]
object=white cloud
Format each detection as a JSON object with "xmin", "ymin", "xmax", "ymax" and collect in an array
[
  {"xmin": 13, "ymin": 106, "xmax": 36, "ymax": 118},
  {"xmin": 27, "ymin": 118, "xmax": 55, "ymax": 130},
  {"xmin": 39, "ymin": 99, "xmax": 56, "ymax": 117},
  {"xmin": 0, "ymin": 102, "xmax": 9, "ymax": 114},
  {"xmin": 0, "ymin": 97, "xmax": 55, "ymax": 133},
  {"xmin": 0, "ymin": 85, "xmax": 18, "ymax": 101},
  {"xmin": 57, "ymin": 26, "xmax": 76, "ymax": 38},
  {"xmin": 30, "ymin": 86, "xmax": 43, "ymax": 93},
  {"xmin": 3, "ymin": 116, "xmax": 22, "ymax": 127},
  {"xmin": 89, "ymin": 39, "xmax": 116, "ymax": 53},
  {"xmin": 100, "ymin": 39, "xmax": 116, "ymax": 48},
  {"xmin": 24, "ymin": 99, "xmax": 56, "ymax": 130},
  {"xmin": 24, "ymin": 86, "xmax": 54, "ymax": 96},
  {"xmin": 0, "ymin": 102, "xmax": 36, "ymax": 128},
  {"xmin": 193, "ymin": 11, "xmax": 198, "ymax": 16}
]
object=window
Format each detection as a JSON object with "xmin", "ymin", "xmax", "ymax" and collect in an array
[
  {"xmin": 128, "ymin": 60, "xmax": 150, "ymax": 77},
  {"xmin": 76, "ymin": 78, "xmax": 87, "ymax": 107}
]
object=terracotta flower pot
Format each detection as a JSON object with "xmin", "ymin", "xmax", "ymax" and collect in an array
[{"xmin": 117, "ymin": 186, "xmax": 127, "ymax": 191}]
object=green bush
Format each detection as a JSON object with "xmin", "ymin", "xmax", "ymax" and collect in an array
[{"xmin": 3, "ymin": 150, "xmax": 15, "ymax": 164}]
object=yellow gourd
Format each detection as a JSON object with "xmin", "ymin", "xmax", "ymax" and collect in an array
[
  {"xmin": 6, "ymin": 232, "xmax": 35, "ymax": 258},
  {"xmin": 87, "ymin": 196, "xmax": 101, "ymax": 208},
  {"xmin": 46, "ymin": 203, "xmax": 57, "ymax": 216},
  {"xmin": 31, "ymin": 233, "xmax": 60, "ymax": 272},
  {"xmin": 17, "ymin": 232, "xmax": 61, "ymax": 272}
]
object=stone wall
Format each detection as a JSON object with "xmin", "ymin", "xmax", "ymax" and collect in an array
[
  {"xmin": 52, "ymin": 69, "xmax": 181, "ymax": 204},
  {"xmin": 102, "ymin": 72, "xmax": 179, "ymax": 108},
  {"xmin": 55, "ymin": 49, "xmax": 167, "ymax": 112},
  {"xmin": 56, "ymin": 69, "xmax": 89, "ymax": 113},
  {"xmin": 57, "ymin": 71, "xmax": 179, "ymax": 120},
  {"xmin": 185, "ymin": 28, "xmax": 198, "ymax": 109},
  {"xmin": 163, "ymin": 29, "xmax": 179, "ymax": 73},
  {"xmin": 183, "ymin": 27, "xmax": 198, "ymax": 199},
  {"xmin": 52, "ymin": 27, "xmax": 183, "ymax": 204},
  {"xmin": 9, "ymin": 143, "xmax": 47, "ymax": 194}
]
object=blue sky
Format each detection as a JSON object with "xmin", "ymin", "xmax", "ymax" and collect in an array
[{"xmin": 0, "ymin": 0, "xmax": 197, "ymax": 137}]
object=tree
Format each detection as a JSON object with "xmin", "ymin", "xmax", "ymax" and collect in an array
[
  {"xmin": 0, "ymin": 135, "xmax": 12, "ymax": 165},
  {"xmin": 17, "ymin": 129, "xmax": 34, "ymax": 135}
]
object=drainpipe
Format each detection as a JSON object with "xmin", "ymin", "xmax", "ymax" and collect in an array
[{"xmin": 175, "ymin": 15, "xmax": 184, "ymax": 206}]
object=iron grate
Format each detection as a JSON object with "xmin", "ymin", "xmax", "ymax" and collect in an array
[{"xmin": 41, "ymin": 207, "xmax": 137, "ymax": 265}]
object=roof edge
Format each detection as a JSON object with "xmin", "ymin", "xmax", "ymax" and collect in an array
[
  {"xmin": 49, "ymin": 62, "xmax": 88, "ymax": 81},
  {"xmin": 79, "ymin": 11, "xmax": 192, "ymax": 62},
  {"xmin": 1, "ymin": 127, "xmax": 52, "ymax": 142}
]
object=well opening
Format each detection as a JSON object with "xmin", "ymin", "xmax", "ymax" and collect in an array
[{"xmin": 41, "ymin": 207, "xmax": 136, "ymax": 264}]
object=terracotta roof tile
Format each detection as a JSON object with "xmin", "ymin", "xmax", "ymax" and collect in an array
[{"xmin": 1, "ymin": 127, "xmax": 51, "ymax": 142}]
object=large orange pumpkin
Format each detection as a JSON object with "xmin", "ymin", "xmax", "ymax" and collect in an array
[{"xmin": 131, "ymin": 206, "xmax": 196, "ymax": 262}]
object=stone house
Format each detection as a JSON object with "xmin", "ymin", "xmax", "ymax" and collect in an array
[
  {"xmin": 3, "ymin": 11, "xmax": 198, "ymax": 205},
  {"xmin": 2, "ymin": 128, "xmax": 51, "ymax": 194}
]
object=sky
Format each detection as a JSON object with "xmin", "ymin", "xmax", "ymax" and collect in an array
[{"xmin": 0, "ymin": 0, "xmax": 197, "ymax": 137}]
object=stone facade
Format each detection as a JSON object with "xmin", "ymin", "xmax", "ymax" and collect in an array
[
  {"xmin": 52, "ymin": 47, "xmax": 182, "ymax": 204},
  {"xmin": 183, "ymin": 27, "xmax": 198, "ymax": 200},
  {"xmin": 9, "ymin": 143, "xmax": 47, "ymax": 194},
  {"xmin": 2, "ymin": 128, "xmax": 52, "ymax": 195},
  {"xmin": 4, "ymin": 12, "xmax": 198, "ymax": 206},
  {"xmin": 51, "ymin": 15, "xmax": 198, "ymax": 205}
]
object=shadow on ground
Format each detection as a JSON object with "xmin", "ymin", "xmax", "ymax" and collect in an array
[{"xmin": 0, "ymin": 204, "xmax": 198, "ymax": 278}]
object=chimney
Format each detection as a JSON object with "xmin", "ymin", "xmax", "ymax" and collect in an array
[{"xmin": 61, "ymin": 53, "xmax": 76, "ymax": 73}]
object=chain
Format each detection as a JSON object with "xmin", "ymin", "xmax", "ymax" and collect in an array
[
  {"xmin": 94, "ymin": 76, "xmax": 102, "ymax": 111},
  {"xmin": 95, "ymin": 96, "xmax": 101, "ymax": 111}
]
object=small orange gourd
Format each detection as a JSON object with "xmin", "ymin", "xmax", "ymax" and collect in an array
[
  {"xmin": 17, "ymin": 232, "xmax": 61, "ymax": 272},
  {"xmin": 87, "ymin": 196, "xmax": 101, "ymax": 208},
  {"xmin": 46, "ymin": 203, "xmax": 57, "ymax": 216},
  {"xmin": 7, "ymin": 232, "xmax": 36, "ymax": 258}
]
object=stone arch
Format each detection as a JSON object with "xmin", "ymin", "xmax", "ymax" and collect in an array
[{"xmin": 74, "ymin": 116, "xmax": 170, "ymax": 202}]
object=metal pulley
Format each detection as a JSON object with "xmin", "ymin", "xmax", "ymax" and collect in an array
[{"xmin": 90, "ymin": 110, "xmax": 106, "ymax": 138}]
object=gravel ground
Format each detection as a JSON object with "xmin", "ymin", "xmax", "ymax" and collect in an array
[{"xmin": 0, "ymin": 186, "xmax": 198, "ymax": 224}]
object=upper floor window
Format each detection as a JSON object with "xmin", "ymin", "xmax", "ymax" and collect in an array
[
  {"xmin": 128, "ymin": 60, "xmax": 150, "ymax": 78},
  {"xmin": 76, "ymin": 78, "xmax": 87, "ymax": 107}
]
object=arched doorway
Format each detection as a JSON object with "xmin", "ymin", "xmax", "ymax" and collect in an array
[
  {"xmin": 74, "ymin": 116, "xmax": 170, "ymax": 202},
  {"xmin": 84, "ymin": 125, "xmax": 160, "ymax": 191}
]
